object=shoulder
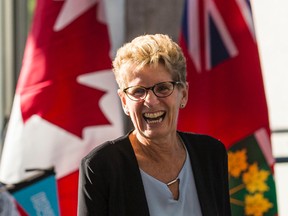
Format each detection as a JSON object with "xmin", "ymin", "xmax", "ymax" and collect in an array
[
  {"xmin": 178, "ymin": 131, "xmax": 228, "ymax": 172},
  {"xmin": 81, "ymin": 133, "xmax": 133, "ymax": 169},
  {"xmin": 178, "ymin": 131, "xmax": 226, "ymax": 154}
]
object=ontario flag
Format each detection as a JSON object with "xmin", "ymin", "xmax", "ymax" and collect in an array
[
  {"xmin": 0, "ymin": 0, "xmax": 123, "ymax": 215},
  {"xmin": 179, "ymin": 0, "xmax": 278, "ymax": 215}
]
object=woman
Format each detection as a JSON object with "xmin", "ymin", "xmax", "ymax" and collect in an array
[{"xmin": 78, "ymin": 34, "xmax": 231, "ymax": 216}]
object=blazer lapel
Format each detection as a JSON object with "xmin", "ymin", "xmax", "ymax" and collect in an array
[
  {"xmin": 120, "ymin": 136, "xmax": 151, "ymax": 216},
  {"xmin": 180, "ymin": 133, "xmax": 218, "ymax": 216}
]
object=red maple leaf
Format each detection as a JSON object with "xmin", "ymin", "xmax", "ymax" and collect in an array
[{"xmin": 16, "ymin": 2, "xmax": 111, "ymax": 138}]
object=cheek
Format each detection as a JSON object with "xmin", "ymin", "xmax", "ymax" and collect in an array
[
  {"xmin": 127, "ymin": 104, "xmax": 142, "ymax": 119},
  {"xmin": 169, "ymin": 98, "xmax": 182, "ymax": 119},
  {"xmin": 129, "ymin": 109, "xmax": 145, "ymax": 129}
]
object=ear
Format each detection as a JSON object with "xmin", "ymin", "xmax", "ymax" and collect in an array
[{"xmin": 180, "ymin": 82, "xmax": 189, "ymax": 108}]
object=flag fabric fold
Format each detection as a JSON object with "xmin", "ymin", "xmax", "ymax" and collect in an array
[
  {"xmin": 0, "ymin": 0, "xmax": 123, "ymax": 215},
  {"xmin": 179, "ymin": 0, "xmax": 278, "ymax": 215}
]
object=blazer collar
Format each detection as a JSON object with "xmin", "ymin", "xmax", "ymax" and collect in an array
[{"xmin": 179, "ymin": 132, "xmax": 219, "ymax": 216}]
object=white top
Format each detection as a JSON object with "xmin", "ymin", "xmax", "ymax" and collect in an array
[{"xmin": 140, "ymin": 150, "xmax": 202, "ymax": 216}]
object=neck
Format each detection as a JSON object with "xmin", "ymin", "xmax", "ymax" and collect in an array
[{"xmin": 130, "ymin": 131, "xmax": 185, "ymax": 162}]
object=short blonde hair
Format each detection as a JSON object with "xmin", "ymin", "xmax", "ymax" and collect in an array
[{"xmin": 112, "ymin": 34, "xmax": 187, "ymax": 89}]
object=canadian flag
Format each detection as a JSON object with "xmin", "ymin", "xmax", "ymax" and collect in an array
[{"xmin": 0, "ymin": 0, "xmax": 123, "ymax": 215}]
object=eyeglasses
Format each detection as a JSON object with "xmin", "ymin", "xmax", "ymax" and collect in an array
[{"xmin": 123, "ymin": 81, "xmax": 182, "ymax": 101}]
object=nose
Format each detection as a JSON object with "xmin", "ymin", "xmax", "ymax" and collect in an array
[{"xmin": 144, "ymin": 89, "xmax": 159, "ymax": 105}]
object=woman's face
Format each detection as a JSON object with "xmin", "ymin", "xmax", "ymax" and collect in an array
[{"xmin": 118, "ymin": 64, "xmax": 188, "ymax": 141}]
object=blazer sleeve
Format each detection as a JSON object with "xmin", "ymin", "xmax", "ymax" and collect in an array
[
  {"xmin": 218, "ymin": 141, "xmax": 232, "ymax": 215},
  {"xmin": 201, "ymin": 136, "xmax": 231, "ymax": 215},
  {"xmin": 78, "ymin": 151, "xmax": 109, "ymax": 216}
]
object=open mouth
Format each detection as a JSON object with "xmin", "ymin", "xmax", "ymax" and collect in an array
[{"xmin": 143, "ymin": 111, "xmax": 165, "ymax": 124}]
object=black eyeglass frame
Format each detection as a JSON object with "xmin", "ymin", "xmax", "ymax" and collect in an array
[{"xmin": 123, "ymin": 81, "xmax": 183, "ymax": 101}]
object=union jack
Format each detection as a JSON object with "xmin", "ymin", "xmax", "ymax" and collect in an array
[{"xmin": 181, "ymin": 0, "xmax": 255, "ymax": 72}]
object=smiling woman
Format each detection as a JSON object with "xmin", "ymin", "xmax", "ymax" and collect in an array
[{"xmin": 78, "ymin": 34, "xmax": 232, "ymax": 216}]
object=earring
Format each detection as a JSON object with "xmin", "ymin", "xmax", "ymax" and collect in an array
[
  {"xmin": 180, "ymin": 104, "xmax": 185, "ymax": 108},
  {"xmin": 124, "ymin": 108, "xmax": 130, "ymax": 116}
]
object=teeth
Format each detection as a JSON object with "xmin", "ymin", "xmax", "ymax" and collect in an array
[
  {"xmin": 143, "ymin": 111, "xmax": 165, "ymax": 124},
  {"xmin": 146, "ymin": 118, "xmax": 163, "ymax": 124},
  {"xmin": 143, "ymin": 111, "xmax": 164, "ymax": 119}
]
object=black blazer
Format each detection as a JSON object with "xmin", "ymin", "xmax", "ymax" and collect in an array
[{"xmin": 78, "ymin": 131, "xmax": 231, "ymax": 216}]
